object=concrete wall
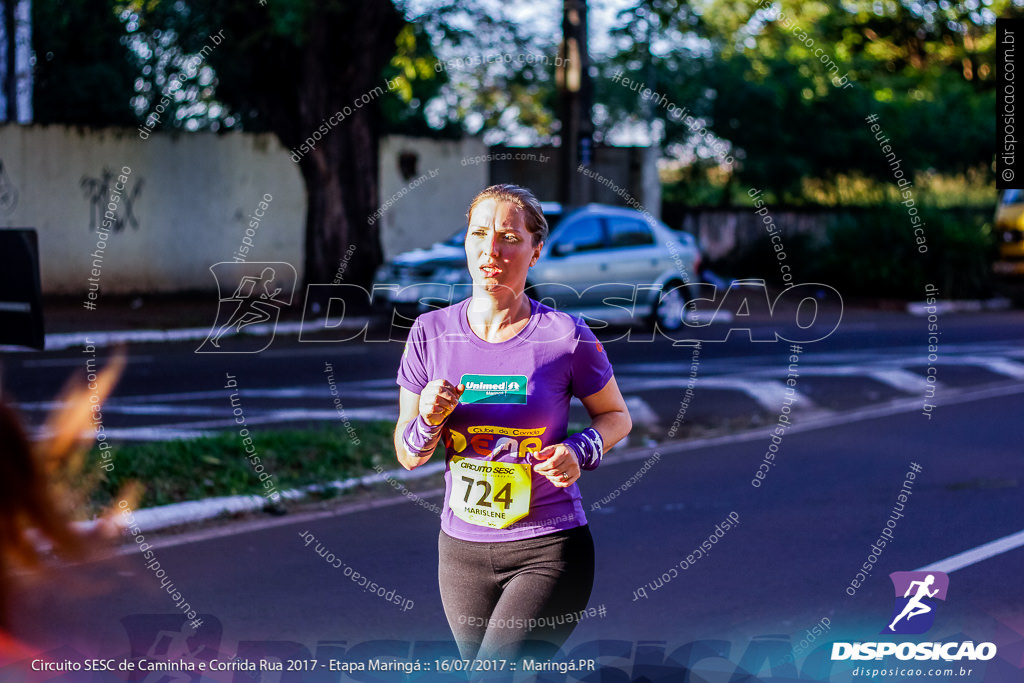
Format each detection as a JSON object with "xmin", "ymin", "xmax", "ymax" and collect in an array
[
  {"xmin": 0, "ymin": 125, "xmax": 655, "ymax": 294},
  {"xmin": 670, "ymin": 207, "xmax": 829, "ymax": 261},
  {"xmin": 0, "ymin": 124, "xmax": 306, "ymax": 295},
  {"xmin": 377, "ymin": 135, "xmax": 488, "ymax": 259}
]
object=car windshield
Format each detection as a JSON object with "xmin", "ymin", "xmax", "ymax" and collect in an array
[
  {"xmin": 544, "ymin": 210, "xmax": 563, "ymax": 235},
  {"xmin": 1003, "ymin": 190, "xmax": 1024, "ymax": 205}
]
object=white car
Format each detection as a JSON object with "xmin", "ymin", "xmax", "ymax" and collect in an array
[{"xmin": 372, "ymin": 203, "xmax": 702, "ymax": 330}]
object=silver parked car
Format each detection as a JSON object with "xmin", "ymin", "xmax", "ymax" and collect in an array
[{"xmin": 371, "ymin": 203, "xmax": 702, "ymax": 330}]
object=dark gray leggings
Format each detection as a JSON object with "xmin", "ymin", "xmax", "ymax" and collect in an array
[{"xmin": 438, "ymin": 525, "xmax": 595, "ymax": 661}]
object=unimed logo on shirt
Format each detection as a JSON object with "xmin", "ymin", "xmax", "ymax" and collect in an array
[{"xmin": 460, "ymin": 374, "xmax": 528, "ymax": 404}]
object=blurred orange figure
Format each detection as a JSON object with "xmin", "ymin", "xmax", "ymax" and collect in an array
[{"xmin": 0, "ymin": 351, "xmax": 135, "ymax": 662}]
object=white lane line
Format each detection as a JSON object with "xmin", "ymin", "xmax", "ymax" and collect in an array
[
  {"xmin": 749, "ymin": 365, "xmax": 936, "ymax": 395},
  {"xmin": 18, "ymin": 402, "xmax": 232, "ymax": 416},
  {"xmin": 616, "ymin": 360, "xmax": 758, "ymax": 375},
  {"xmin": 99, "ymin": 407, "xmax": 399, "ymax": 440},
  {"xmin": 916, "ymin": 529, "xmax": 1024, "ymax": 574},
  {"xmin": 963, "ymin": 357, "xmax": 1024, "ymax": 380},
  {"xmin": 260, "ymin": 346, "xmax": 368, "ymax": 358},
  {"xmin": 865, "ymin": 369, "xmax": 935, "ymax": 394},
  {"xmin": 20, "ymin": 355, "xmax": 154, "ymax": 368},
  {"xmin": 599, "ymin": 381, "xmax": 1024, "ymax": 469},
  {"xmin": 0, "ymin": 317, "xmax": 374, "ymax": 352},
  {"xmin": 622, "ymin": 396, "xmax": 659, "ymax": 428},
  {"xmin": 619, "ymin": 376, "xmax": 815, "ymax": 411},
  {"xmin": 739, "ymin": 365, "xmax": 935, "ymax": 394},
  {"xmin": 12, "ymin": 381, "xmax": 401, "ymax": 407}
]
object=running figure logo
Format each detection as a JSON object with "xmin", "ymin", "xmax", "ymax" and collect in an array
[
  {"xmin": 883, "ymin": 571, "xmax": 949, "ymax": 634},
  {"xmin": 197, "ymin": 262, "xmax": 296, "ymax": 353}
]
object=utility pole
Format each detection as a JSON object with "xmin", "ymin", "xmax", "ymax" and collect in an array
[
  {"xmin": 556, "ymin": 0, "xmax": 592, "ymax": 207},
  {"xmin": 3, "ymin": 0, "xmax": 16, "ymax": 122}
]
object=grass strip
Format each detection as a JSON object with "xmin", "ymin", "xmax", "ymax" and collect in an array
[
  {"xmin": 82, "ymin": 419, "xmax": 602, "ymax": 515},
  {"xmin": 84, "ymin": 421, "xmax": 400, "ymax": 512}
]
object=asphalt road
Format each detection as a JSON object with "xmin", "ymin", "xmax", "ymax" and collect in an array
[
  {"xmin": 8, "ymin": 389, "xmax": 1023, "ymax": 682},
  {"xmin": 2, "ymin": 307, "xmax": 1023, "ymax": 682},
  {"xmin": 4, "ymin": 308, "xmax": 1024, "ymax": 444}
]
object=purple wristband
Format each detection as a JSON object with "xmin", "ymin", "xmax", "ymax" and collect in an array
[
  {"xmin": 564, "ymin": 427, "xmax": 604, "ymax": 470},
  {"xmin": 402, "ymin": 415, "xmax": 443, "ymax": 456}
]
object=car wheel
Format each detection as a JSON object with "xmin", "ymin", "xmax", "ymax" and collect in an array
[{"xmin": 649, "ymin": 280, "xmax": 688, "ymax": 332}]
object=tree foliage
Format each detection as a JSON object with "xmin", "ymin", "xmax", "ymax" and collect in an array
[
  {"xmin": 33, "ymin": 0, "xmax": 138, "ymax": 126},
  {"xmin": 602, "ymin": 0, "xmax": 1015, "ymax": 204},
  {"xmin": 29, "ymin": 0, "xmax": 1014, "ymax": 286}
]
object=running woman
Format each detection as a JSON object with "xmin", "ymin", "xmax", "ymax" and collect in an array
[{"xmin": 394, "ymin": 184, "xmax": 632, "ymax": 661}]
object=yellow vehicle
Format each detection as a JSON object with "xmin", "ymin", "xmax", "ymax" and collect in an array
[{"xmin": 995, "ymin": 190, "xmax": 1024, "ymax": 302}]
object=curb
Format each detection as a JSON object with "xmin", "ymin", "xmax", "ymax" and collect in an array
[{"xmin": 112, "ymin": 461, "xmax": 447, "ymax": 533}]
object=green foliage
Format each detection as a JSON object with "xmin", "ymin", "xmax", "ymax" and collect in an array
[
  {"xmin": 402, "ymin": 1, "xmax": 563, "ymax": 143},
  {"xmin": 379, "ymin": 23, "xmax": 462, "ymax": 138},
  {"xmin": 816, "ymin": 207, "xmax": 933, "ymax": 297},
  {"xmin": 714, "ymin": 205, "xmax": 996, "ymax": 299},
  {"xmin": 818, "ymin": 206, "xmax": 996, "ymax": 299},
  {"xmin": 33, "ymin": 0, "xmax": 138, "ymax": 126},
  {"xmin": 608, "ymin": 0, "xmax": 1008, "ymax": 203},
  {"xmin": 86, "ymin": 422, "xmax": 399, "ymax": 511},
  {"xmin": 715, "ymin": 229, "xmax": 826, "ymax": 285}
]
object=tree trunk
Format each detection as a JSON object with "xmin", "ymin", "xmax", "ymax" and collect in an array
[{"xmin": 286, "ymin": 0, "xmax": 403, "ymax": 300}]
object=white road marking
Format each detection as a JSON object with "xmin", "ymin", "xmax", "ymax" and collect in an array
[
  {"xmin": 15, "ymin": 380, "xmax": 400, "ymax": 409},
  {"xmin": 599, "ymin": 381, "xmax": 1024, "ymax": 469},
  {"xmin": 12, "ymin": 343, "xmax": 1021, "ymax": 451},
  {"xmin": 83, "ymin": 376, "xmax": 1024, "ymax": 549},
  {"xmin": 98, "ymin": 407, "xmax": 398, "ymax": 441},
  {"xmin": 0, "ymin": 316, "xmax": 374, "ymax": 352},
  {"xmin": 260, "ymin": 346, "xmax": 368, "ymax": 358},
  {"xmin": 916, "ymin": 529, "xmax": 1024, "ymax": 574},
  {"xmin": 961, "ymin": 357, "xmax": 1024, "ymax": 380},
  {"xmin": 622, "ymin": 396, "xmax": 659, "ymax": 427},
  {"xmin": 619, "ymin": 376, "xmax": 815, "ymax": 411},
  {"xmin": 736, "ymin": 365, "xmax": 934, "ymax": 394},
  {"xmin": 20, "ymin": 355, "xmax": 154, "ymax": 368},
  {"xmin": 865, "ymin": 369, "xmax": 935, "ymax": 394}
]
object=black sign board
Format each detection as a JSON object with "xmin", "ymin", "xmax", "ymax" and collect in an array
[{"xmin": 0, "ymin": 229, "xmax": 45, "ymax": 350}]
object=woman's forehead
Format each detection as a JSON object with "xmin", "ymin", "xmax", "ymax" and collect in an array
[{"xmin": 469, "ymin": 199, "xmax": 526, "ymax": 230}]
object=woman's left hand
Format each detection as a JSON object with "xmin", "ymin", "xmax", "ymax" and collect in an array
[{"xmin": 531, "ymin": 444, "xmax": 580, "ymax": 488}]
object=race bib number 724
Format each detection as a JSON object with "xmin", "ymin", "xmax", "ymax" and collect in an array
[{"xmin": 449, "ymin": 456, "xmax": 532, "ymax": 529}]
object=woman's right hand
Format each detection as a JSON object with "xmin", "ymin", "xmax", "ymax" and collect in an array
[{"xmin": 419, "ymin": 379, "xmax": 465, "ymax": 425}]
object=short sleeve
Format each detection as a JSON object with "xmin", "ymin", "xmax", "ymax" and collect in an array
[
  {"xmin": 397, "ymin": 318, "xmax": 430, "ymax": 393},
  {"xmin": 570, "ymin": 318, "xmax": 614, "ymax": 398}
]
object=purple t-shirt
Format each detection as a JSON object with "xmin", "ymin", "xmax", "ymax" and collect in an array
[{"xmin": 396, "ymin": 297, "xmax": 614, "ymax": 542}]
